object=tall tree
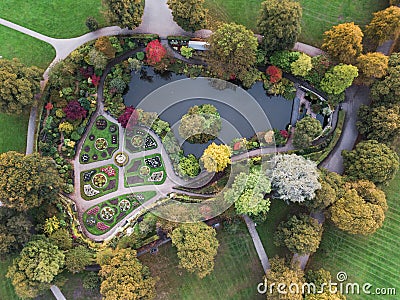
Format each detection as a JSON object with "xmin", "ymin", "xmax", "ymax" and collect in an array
[
  {"xmin": 365, "ymin": 6, "xmax": 400, "ymax": 48},
  {"xmin": 201, "ymin": 143, "xmax": 231, "ymax": 173},
  {"xmin": 171, "ymin": 222, "xmax": 219, "ymax": 278},
  {"xmin": 356, "ymin": 52, "xmax": 389, "ymax": 81},
  {"xmin": 0, "ymin": 58, "xmax": 42, "ymax": 114},
  {"xmin": 0, "ymin": 152, "xmax": 61, "ymax": 211},
  {"xmin": 320, "ymin": 64, "xmax": 358, "ymax": 95},
  {"xmin": 322, "ymin": 22, "xmax": 363, "ymax": 64},
  {"xmin": 257, "ymin": 0, "xmax": 302, "ymax": 54},
  {"xmin": 206, "ymin": 23, "xmax": 258, "ymax": 83},
  {"xmin": 102, "ymin": 0, "xmax": 144, "ymax": 29},
  {"xmin": 330, "ymin": 180, "xmax": 387, "ymax": 235},
  {"xmin": 370, "ymin": 65, "xmax": 400, "ymax": 106},
  {"xmin": 224, "ymin": 169, "xmax": 271, "ymax": 217},
  {"xmin": 270, "ymin": 154, "xmax": 321, "ymax": 203},
  {"xmin": 99, "ymin": 248, "xmax": 156, "ymax": 300},
  {"xmin": 293, "ymin": 116, "xmax": 323, "ymax": 149},
  {"xmin": 0, "ymin": 208, "xmax": 32, "ymax": 254},
  {"xmin": 6, "ymin": 238, "xmax": 65, "ymax": 299},
  {"xmin": 65, "ymin": 246, "xmax": 93, "ymax": 274},
  {"xmin": 167, "ymin": 0, "xmax": 207, "ymax": 32},
  {"xmin": 342, "ymin": 140, "xmax": 399, "ymax": 184}
]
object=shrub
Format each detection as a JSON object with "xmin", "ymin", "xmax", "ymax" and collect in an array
[
  {"xmin": 178, "ymin": 154, "xmax": 200, "ymax": 177},
  {"xmin": 109, "ymin": 77, "xmax": 127, "ymax": 94},
  {"xmin": 291, "ymin": 53, "xmax": 312, "ymax": 77},
  {"xmin": 180, "ymin": 46, "xmax": 194, "ymax": 58},
  {"xmin": 266, "ymin": 66, "xmax": 282, "ymax": 83},
  {"xmin": 145, "ymin": 40, "xmax": 167, "ymax": 65},
  {"xmin": 136, "ymin": 51, "xmax": 145, "ymax": 60},
  {"xmin": 118, "ymin": 106, "xmax": 138, "ymax": 128},
  {"xmin": 86, "ymin": 16, "xmax": 99, "ymax": 31},
  {"xmin": 63, "ymin": 100, "xmax": 87, "ymax": 121},
  {"xmin": 269, "ymin": 50, "xmax": 301, "ymax": 72},
  {"xmin": 293, "ymin": 116, "xmax": 323, "ymax": 149}
]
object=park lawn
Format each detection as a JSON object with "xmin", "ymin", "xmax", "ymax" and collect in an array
[
  {"xmin": 140, "ymin": 221, "xmax": 264, "ymax": 300},
  {"xmin": 0, "ymin": 256, "xmax": 20, "ymax": 300},
  {"xmin": 0, "ymin": 25, "xmax": 55, "ymax": 68},
  {"xmin": 255, "ymin": 199, "xmax": 304, "ymax": 258},
  {"xmin": 0, "ymin": 113, "xmax": 29, "ymax": 154},
  {"xmin": 0, "ymin": 0, "xmax": 105, "ymax": 39},
  {"xmin": 308, "ymin": 171, "xmax": 400, "ymax": 300},
  {"xmin": 204, "ymin": 0, "xmax": 388, "ymax": 46}
]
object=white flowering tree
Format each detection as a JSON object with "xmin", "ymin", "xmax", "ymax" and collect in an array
[{"xmin": 270, "ymin": 154, "xmax": 321, "ymax": 203}]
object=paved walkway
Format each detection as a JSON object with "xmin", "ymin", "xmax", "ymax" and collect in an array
[
  {"xmin": 50, "ymin": 285, "xmax": 66, "ymax": 300},
  {"xmin": 25, "ymin": 106, "xmax": 37, "ymax": 155}
]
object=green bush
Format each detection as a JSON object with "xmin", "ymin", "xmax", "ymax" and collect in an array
[
  {"xmin": 136, "ymin": 51, "xmax": 145, "ymax": 60},
  {"xmin": 269, "ymin": 50, "xmax": 301, "ymax": 72}
]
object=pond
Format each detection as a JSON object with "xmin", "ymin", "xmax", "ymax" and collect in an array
[{"xmin": 124, "ymin": 67, "xmax": 293, "ymax": 157}]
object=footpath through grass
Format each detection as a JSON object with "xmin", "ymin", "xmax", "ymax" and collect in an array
[
  {"xmin": 140, "ymin": 221, "xmax": 264, "ymax": 300},
  {"xmin": 204, "ymin": 0, "xmax": 388, "ymax": 46},
  {"xmin": 309, "ymin": 171, "xmax": 400, "ymax": 300},
  {"xmin": 0, "ymin": 113, "xmax": 29, "ymax": 154}
]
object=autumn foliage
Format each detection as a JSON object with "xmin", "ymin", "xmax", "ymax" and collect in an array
[
  {"xmin": 266, "ymin": 66, "xmax": 282, "ymax": 83},
  {"xmin": 63, "ymin": 100, "xmax": 87, "ymax": 121},
  {"xmin": 145, "ymin": 40, "xmax": 167, "ymax": 65},
  {"xmin": 118, "ymin": 106, "xmax": 138, "ymax": 128}
]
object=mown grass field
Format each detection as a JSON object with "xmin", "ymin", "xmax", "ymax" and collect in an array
[
  {"xmin": 140, "ymin": 221, "xmax": 264, "ymax": 300},
  {"xmin": 309, "ymin": 171, "xmax": 400, "ymax": 299},
  {"xmin": 0, "ymin": 113, "xmax": 29, "ymax": 154},
  {"xmin": 204, "ymin": 0, "xmax": 389, "ymax": 46}
]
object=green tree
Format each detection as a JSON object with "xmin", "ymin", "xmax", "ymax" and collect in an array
[
  {"xmin": 264, "ymin": 256, "xmax": 304, "ymax": 300},
  {"xmin": 291, "ymin": 53, "xmax": 313, "ymax": 77},
  {"xmin": 95, "ymin": 36, "xmax": 116, "ymax": 59},
  {"xmin": 99, "ymin": 248, "xmax": 156, "ymax": 300},
  {"xmin": 65, "ymin": 246, "xmax": 93, "ymax": 274},
  {"xmin": 0, "ymin": 210, "xmax": 32, "ymax": 254},
  {"xmin": 274, "ymin": 214, "xmax": 323, "ymax": 255},
  {"xmin": 342, "ymin": 140, "xmax": 399, "ymax": 184},
  {"xmin": 330, "ymin": 180, "xmax": 387, "ymax": 235},
  {"xmin": 171, "ymin": 222, "xmax": 219, "ymax": 278},
  {"xmin": 322, "ymin": 22, "xmax": 363, "ymax": 64},
  {"xmin": 87, "ymin": 48, "xmax": 108, "ymax": 70},
  {"xmin": 257, "ymin": 0, "xmax": 302, "ymax": 54},
  {"xmin": 200, "ymin": 143, "xmax": 231, "ymax": 172},
  {"xmin": 167, "ymin": 0, "xmax": 207, "ymax": 32},
  {"xmin": 0, "ymin": 152, "xmax": 62, "ymax": 211},
  {"xmin": 207, "ymin": 23, "xmax": 258, "ymax": 83},
  {"xmin": 86, "ymin": 16, "xmax": 99, "ymax": 31},
  {"xmin": 271, "ymin": 154, "xmax": 321, "ymax": 203},
  {"xmin": 370, "ymin": 65, "xmax": 400, "ymax": 106},
  {"xmin": 293, "ymin": 116, "xmax": 323, "ymax": 149},
  {"xmin": 0, "ymin": 58, "xmax": 42, "ymax": 114},
  {"xmin": 224, "ymin": 169, "xmax": 271, "ymax": 217},
  {"xmin": 6, "ymin": 238, "xmax": 65, "ymax": 299},
  {"xmin": 179, "ymin": 104, "xmax": 221, "ymax": 144},
  {"xmin": 320, "ymin": 64, "xmax": 358, "ymax": 95},
  {"xmin": 178, "ymin": 154, "xmax": 200, "ymax": 177},
  {"xmin": 102, "ymin": 0, "xmax": 144, "ymax": 29},
  {"xmin": 357, "ymin": 104, "xmax": 400, "ymax": 144},
  {"xmin": 365, "ymin": 6, "xmax": 400, "ymax": 47},
  {"xmin": 49, "ymin": 228, "xmax": 73, "ymax": 250},
  {"xmin": 357, "ymin": 52, "xmax": 389, "ymax": 81}
]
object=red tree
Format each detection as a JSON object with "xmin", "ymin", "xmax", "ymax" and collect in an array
[
  {"xmin": 63, "ymin": 100, "xmax": 87, "ymax": 121},
  {"xmin": 118, "ymin": 106, "xmax": 138, "ymax": 128},
  {"xmin": 145, "ymin": 40, "xmax": 167, "ymax": 65},
  {"xmin": 266, "ymin": 66, "xmax": 282, "ymax": 83}
]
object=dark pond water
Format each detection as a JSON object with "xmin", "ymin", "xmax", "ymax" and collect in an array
[{"xmin": 123, "ymin": 67, "xmax": 293, "ymax": 157}]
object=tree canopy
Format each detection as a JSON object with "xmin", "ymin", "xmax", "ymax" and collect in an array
[
  {"xmin": 293, "ymin": 116, "xmax": 323, "ymax": 149},
  {"xmin": 320, "ymin": 64, "xmax": 358, "ymax": 95},
  {"xmin": 274, "ymin": 214, "xmax": 323, "ymax": 255},
  {"xmin": 167, "ymin": 0, "xmax": 207, "ymax": 32},
  {"xmin": 330, "ymin": 180, "xmax": 387, "ymax": 235},
  {"xmin": 0, "ymin": 58, "xmax": 42, "ymax": 114},
  {"xmin": 206, "ymin": 23, "xmax": 258, "ymax": 83},
  {"xmin": 370, "ymin": 64, "xmax": 400, "ymax": 106},
  {"xmin": 270, "ymin": 154, "xmax": 321, "ymax": 203},
  {"xmin": 357, "ymin": 52, "xmax": 389, "ymax": 81},
  {"xmin": 0, "ymin": 209, "xmax": 32, "ymax": 254},
  {"xmin": 342, "ymin": 140, "xmax": 399, "ymax": 184},
  {"xmin": 322, "ymin": 22, "xmax": 363, "ymax": 64},
  {"xmin": 171, "ymin": 222, "xmax": 219, "ymax": 278},
  {"xmin": 365, "ymin": 6, "xmax": 400, "ymax": 47},
  {"xmin": 224, "ymin": 168, "xmax": 271, "ymax": 217},
  {"xmin": 0, "ymin": 152, "xmax": 62, "ymax": 211},
  {"xmin": 178, "ymin": 154, "xmax": 200, "ymax": 177},
  {"xmin": 257, "ymin": 0, "xmax": 302, "ymax": 54},
  {"xmin": 99, "ymin": 247, "xmax": 156, "ymax": 300},
  {"xmin": 200, "ymin": 143, "xmax": 231, "ymax": 173},
  {"xmin": 102, "ymin": 0, "xmax": 144, "ymax": 29},
  {"xmin": 65, "ymin": 245, "xmax": 93, "ymax": 274}
]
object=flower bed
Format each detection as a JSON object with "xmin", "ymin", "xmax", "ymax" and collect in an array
[
  {"xmin": 125, "ymin": 127, "xmax": 158, "ymax": 153},
  {"xmin": 80, "ymin": 164, "xmax": 119, "ymax": 200},
  {"xmin": 124, "ymin": 154, "xmax": 166, "ymax": 187},
  {"xmin": 82, "ymin": 191, "xmax": 157, "ymax": 235}
]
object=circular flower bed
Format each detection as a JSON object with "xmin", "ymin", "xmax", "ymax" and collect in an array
[
  {"xmin": 109, "ymin": 124, "xmax": 117, "ymax": 133},
  {"xmin": 86, "ymin": 215, "xmax": 96, "ymax": 227},
  {"xmin": 114, "ymin": 152, "xmax": 129, "ymax": 167},
  {"xmin": 96, "ymin": 118, "xmax": 107, "ymax": 130},
  {"xmin": 100, "ymin": 206, "xmax": 115, "ymax": 221},
  {"xmin": 81, "ymin": 154, "xmax": 89, "ymax": 163},
  {"xmin": 89, "ymin": 134, "xmax": 95, "ymax": 141},
  {"xmin": 95, "ymin": 138, "xmax": 108, "ymax": 151},
  {"xmin": 92, "ymin": 154, "xmax": 98, "ymax": 160},
  {"xmin": 119, "ymin": 199, "xmax": 131, "ymax": 212},
  {"xmin": 131, "ymin": 135, "xmax": 144, "ymax": 148},
  {"xmin": 92, "ymin": 173, "xmax": 107, "ymax": 188},
  {"xmin": 139, "ymin": 165, "xmax": 151, "ymax": 177}
]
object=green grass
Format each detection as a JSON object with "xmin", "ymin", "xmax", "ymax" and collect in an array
[
  {"xmin": 0, "ymin": 256, "xmax": 20, "ymax": 300},
  {"xmin": 0, "ymin": 0, "xmax": 105, "ymax": 38},
  {"xmin": 309, "ymin": 171, "xmax": 400, "ymax": 299},
  {"xmin": 255, "ymin": 199, "xmax": 303, "ymax": 258},
  {"xmin": 204, "ymin": 0, "xmax": 389, "ymax": 46},
  {"xmin": 139, "ymin": 222, "xmax": 264, "ymax": 300},
  {"xmin": 0, "ymin": 113, "xmax": 29, "ymax": 154}
]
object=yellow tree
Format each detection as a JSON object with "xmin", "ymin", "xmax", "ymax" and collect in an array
[
  {"xmin": 322, "ymin": 22, "xmax": 363, "ymax": 64},
  {"xmin": 200, "ymin": 143, "xmax": 231, "ymax": 172},
  {"xmin": 365, "ymin": 6, "xmax": 400, "ymax": 47},
  {"xmin": 357, "ymin": 52, "xmax": 389, "ymax": 82}
]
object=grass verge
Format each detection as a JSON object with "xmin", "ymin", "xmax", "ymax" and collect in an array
[
  {"xmin": 0, "ymin": 112, "xmax": 29, "ymax": 154},
  {"xmin": 0, "ymin": 256, "xmax": 19, "ymax": 300}
]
